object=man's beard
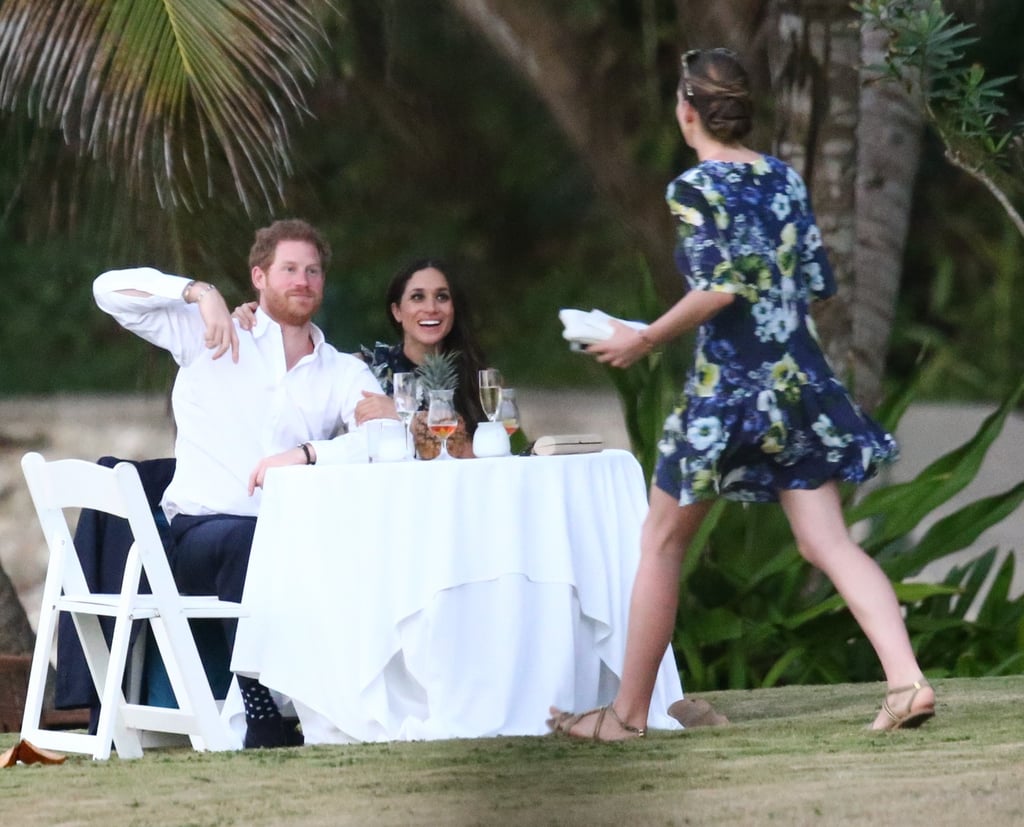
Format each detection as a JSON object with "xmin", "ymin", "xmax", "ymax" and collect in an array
[{"xmin": 262, "ymin": 288, "xmax": 322, "ymax": 327}]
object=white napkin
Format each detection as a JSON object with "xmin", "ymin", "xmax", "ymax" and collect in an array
[
  {"xmin": 558, "ymin": 308, "xmax": 649, "ymax": 350},
  {"xmin": 311, "ymin": 429, "xmax": 370, "ymax": 464}
]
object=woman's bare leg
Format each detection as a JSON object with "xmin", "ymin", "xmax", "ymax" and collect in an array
[
  {"xmin": 778, "ymin": 482, "xmax": 934, "ymax": 728},
  {"xmin": 552, "ymin": 487, "xmax": 712, "ymax": 739}
]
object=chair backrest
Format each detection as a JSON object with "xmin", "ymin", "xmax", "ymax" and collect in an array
[
  {"xmin": 20, "ymin": 452, "xmax": 244, "ymax": 758},
  {"xmin": 20, "ymin": 452, "xmax": 182, "ymax": 612}
]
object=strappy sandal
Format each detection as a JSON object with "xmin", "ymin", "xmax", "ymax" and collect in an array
[
  {"xmin": 548, "ymin": 705, "xmax": 646, "ymax": 741},
  {"xmin": 877, "ymin": 679, "xmax": 935, "ymax": 730}
]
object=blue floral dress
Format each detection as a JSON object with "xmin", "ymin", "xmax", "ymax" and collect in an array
[
  {"xmin": 360, "ymin": 342, "xmax": 417, "ymax": 401},
  {"xmin": 655, "ymin": 155, "xmax": 898, "ymax": 505}
]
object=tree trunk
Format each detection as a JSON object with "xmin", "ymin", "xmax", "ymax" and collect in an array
[
  {"xmin": 767, "ymin": 1, "xmax": 923, "ymax": 408},
  {"xmin": 767, "ymin": 0, "xmax": 859, "ymax": 388},
  {"xmin": 0, "ymin": 564, "xmax": 35, "ymax": 655},
  {"xmin": 853, "ymin": 20, "xmax": 923, "ymax": 410}
]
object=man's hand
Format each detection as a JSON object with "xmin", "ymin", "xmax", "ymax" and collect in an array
[
  {"xmin": 248, "ymin": 445, "xmax": 311, "ymax": 494},
  {"xmin": 355, "ymin": 390, "xmax": 399, "ymax": 425},
  {"xmin": 188, "ymin": 282, "xmax": 239, "ymax": 363}
]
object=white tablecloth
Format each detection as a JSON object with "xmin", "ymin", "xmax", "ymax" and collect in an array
[{"xmin": 230, "ymin": 449, "xmax": 684, "ymax": 742}]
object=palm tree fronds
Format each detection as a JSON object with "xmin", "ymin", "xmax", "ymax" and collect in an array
[{"xmin": 0, "ymin": 0, "xmax": 332, "ymax": 213}]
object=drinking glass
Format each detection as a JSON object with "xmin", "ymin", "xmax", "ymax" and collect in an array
[
  {"xmin": 426, "ymin": 389, "xmax": 458, "ymax": 460},
  {"xmin": 392, "ymin": 372, "xmax": 418, "ymax": 459},
  {"xmin": 496, "ymin": 388, "xmax": 521, "ymax": 436},
  {"xmin": 478, "ymin": 368, "xmax": 502, "ymax": 422}
]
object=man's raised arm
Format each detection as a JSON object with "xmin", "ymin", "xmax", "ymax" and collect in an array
[{"xmin": 94, "ymin": 267, "xmax": 239, "ymax": 364}]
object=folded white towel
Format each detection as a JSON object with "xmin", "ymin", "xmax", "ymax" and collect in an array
[{"xmin": 558, "ymin": 308, "xmax": 649, "ymax": 349}]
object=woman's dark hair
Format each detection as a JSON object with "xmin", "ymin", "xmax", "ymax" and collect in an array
[
  {"xmin": 385, "ymin": 258, "xmax": 488, "ymax": 429},
  {"xmin": 678, "ymin": 49, "xmax": 753, "ymax": 144}
]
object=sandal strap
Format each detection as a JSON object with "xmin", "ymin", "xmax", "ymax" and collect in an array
[
  {"xmin": 552, "ymin": 704, "xmax": 647, "ymax": 739},
  {"xmin": 591, "ymin": 706, "xmax": 609, "ymax": 740},
  {"xmin": 605, "ymin": 704, "xmax": 646, "ymax": 738},
  {"xmin": 882, "ymin": 679, "xmax": 930, "ymax": 722},
  {"xmin": 552, "ymin": 706, "xmax": 604, "ymax": 736},
  {"xmin": 887, "ymin": 678, "xmax": 930, "ymax": 695}
]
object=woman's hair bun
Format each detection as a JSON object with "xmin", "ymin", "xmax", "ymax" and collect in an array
[{"xmin": 680, "ymin": 50, "xmax": 754, "ymax": 143}]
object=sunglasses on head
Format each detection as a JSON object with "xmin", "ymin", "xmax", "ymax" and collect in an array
[{"xmin": 680, "ymin": 48, "xmax": 737, "ymax": 99}]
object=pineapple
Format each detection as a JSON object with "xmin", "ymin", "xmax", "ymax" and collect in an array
[
  {"xmin": 414, "ymin": 350, "xmax": 460, "ymax": 394},
  {"xmin": 411, "ymin": 351, "xmax": 472, "ymax": 459}
]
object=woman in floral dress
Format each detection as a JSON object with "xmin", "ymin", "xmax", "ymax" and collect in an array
[{"xmin": 549, "ymin": 49, "xmax": 934, "ymax": 740}]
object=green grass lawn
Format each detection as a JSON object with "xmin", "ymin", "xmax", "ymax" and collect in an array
[{"xmin": 2, "ymin": 676, "xmax": 1022, "ymax": 826}]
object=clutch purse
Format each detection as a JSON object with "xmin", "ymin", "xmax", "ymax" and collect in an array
[
  {"xmin": 532, "ymin": 434, "xmax": 603, "ymax": 456},
  {"xmin": 558, "ymin": 308, "xmax": 649, "ymax": 351}
]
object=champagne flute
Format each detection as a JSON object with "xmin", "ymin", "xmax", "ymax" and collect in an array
[
  {"xmin": 478, "ymin": 368, "xmax": 502, "ymax": 422},
  {"xmin": 426, "ymin": 389, "xmax": 458, "ymax": 460},
  {"xmin": 496, "ymin": 388, "xmax": 521, "ymax": 436},
  {"xmin": 392, "ymin": 372, "xmax": 418, "ymax": 459}
]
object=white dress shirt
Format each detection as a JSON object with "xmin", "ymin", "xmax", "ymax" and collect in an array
[{"xmin": 94, "ymin": 267, "xmax": 382, "ymax": 519}]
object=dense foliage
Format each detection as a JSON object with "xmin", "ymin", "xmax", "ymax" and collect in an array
[
  {"xmin": 864, "ymin": 0, "xmax": 1024, "ymax": 402},
  {"xmin": 0, "ymin": 1, "xmax": 1021, "ymax": 398},
  {"xmin": 0, "ymin": 0, "xmax": 1021, "ymax": 689}
]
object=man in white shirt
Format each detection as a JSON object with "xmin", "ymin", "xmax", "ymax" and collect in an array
[{"xmin": 94, "ymin": 219, "xmax": 385, "ymax": 748}]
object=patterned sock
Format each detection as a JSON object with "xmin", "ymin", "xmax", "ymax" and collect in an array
[
  {"xmin": 238, "ymin": 677, "xmax": 304, "ymax": 748},
  {"xmin": 238, "ymin": 676, "xmax": 281, "ymax": 723}
]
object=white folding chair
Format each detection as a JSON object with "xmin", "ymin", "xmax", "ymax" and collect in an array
[{"xmin": 18, "ymin": 452, "xmax": 246, "ymax": 760}]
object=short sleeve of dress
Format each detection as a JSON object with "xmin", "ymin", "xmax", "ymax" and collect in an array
[
  {"xmin": 785, "ymin": 167, "xmax": 837, "ymax": 302},
  {"xmin": 666, "ymin": 177, "xmax": 743, "ymax": 295},
  {"xmin": 359, "ymin": 342, "xmax": 398, "ymax": 395}
]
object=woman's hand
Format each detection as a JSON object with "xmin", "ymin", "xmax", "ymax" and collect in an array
[
  {"xmin": 588, "ymin": 291, "xmax": 733, "ymax": 369},
  {"xmin": 232, "ymin": 300, "xmax": 259, "ymax": 331},
  {"xmin": 586, "ymin": 321, "xmax": 653, "ymax": 369},
  {"xmin": 355, "ymin": 390, "xmax": 399, "ymax": 425}
]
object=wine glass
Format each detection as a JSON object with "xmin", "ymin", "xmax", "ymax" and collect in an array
[
  {"xmin": 478, "ymin": 368, "xmax": 502, "ymax": 422},
  {"xmin": 392, "ymin": 372, "xmax": 418, "ymax": 459},
  {"xmin": 426, "ymin": 389, "xmax": 458, "ymax": 460},
  {"xmin": 496, "ymin": 388, "xmax": 521, "ymax": 436}
]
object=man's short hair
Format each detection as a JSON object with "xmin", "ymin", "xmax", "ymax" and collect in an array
[{"xmin": 248, "ymin": 219, "xmax": 332, "ymax": 272}]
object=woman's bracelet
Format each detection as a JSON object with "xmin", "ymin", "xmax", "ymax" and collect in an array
[
  {"xmin": 299, "ymin": 442, "xmax": 315, "ymax": 465},
  {"xmin": 638, "ymin": 329, "xmax": 657, "ymax": 352}
]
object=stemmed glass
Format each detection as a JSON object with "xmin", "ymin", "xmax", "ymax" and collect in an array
[
  {"xmin": 392, "ymin": 372, "xmax": 418, "ymax": 459},
  {"xmin": 496, "ymin": 388, "xmax": 521, "ymax": 436},
  {"xmin": 426, "ymin": 389, "xmax": 458, "ymax": 461},
  {"xmin": 478, "ymin": 368, "xmax": 502, "ymax": 422}
]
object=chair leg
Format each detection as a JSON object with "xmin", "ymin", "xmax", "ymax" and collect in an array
[
  {"xmin": 148, "ymin": 616, "xmax": 237, "ymax": 752},
  {"xmin": 86, "ymin": 613, "xmax": 142, "ymax": 760},
  {"xmin": 19, "ymin": 604, "xmax": 58, "ymax": 744}
]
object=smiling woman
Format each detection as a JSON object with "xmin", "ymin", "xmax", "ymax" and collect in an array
[{"xmin": 359, "ymin": 258, "xmax": 490, "ymax": 441}]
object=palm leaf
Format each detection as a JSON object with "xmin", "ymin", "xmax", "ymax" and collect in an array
[
  {"xmin": 0, "ymin": 0, "xmax": 330, "ymax": 212},
  {"xmin": 847, "ymin": 374, "xmax": 1024, "ymax": 549},
  {"xmin": 885, "ymin": 481, "xmax": 1024, "ymax": 580}
]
